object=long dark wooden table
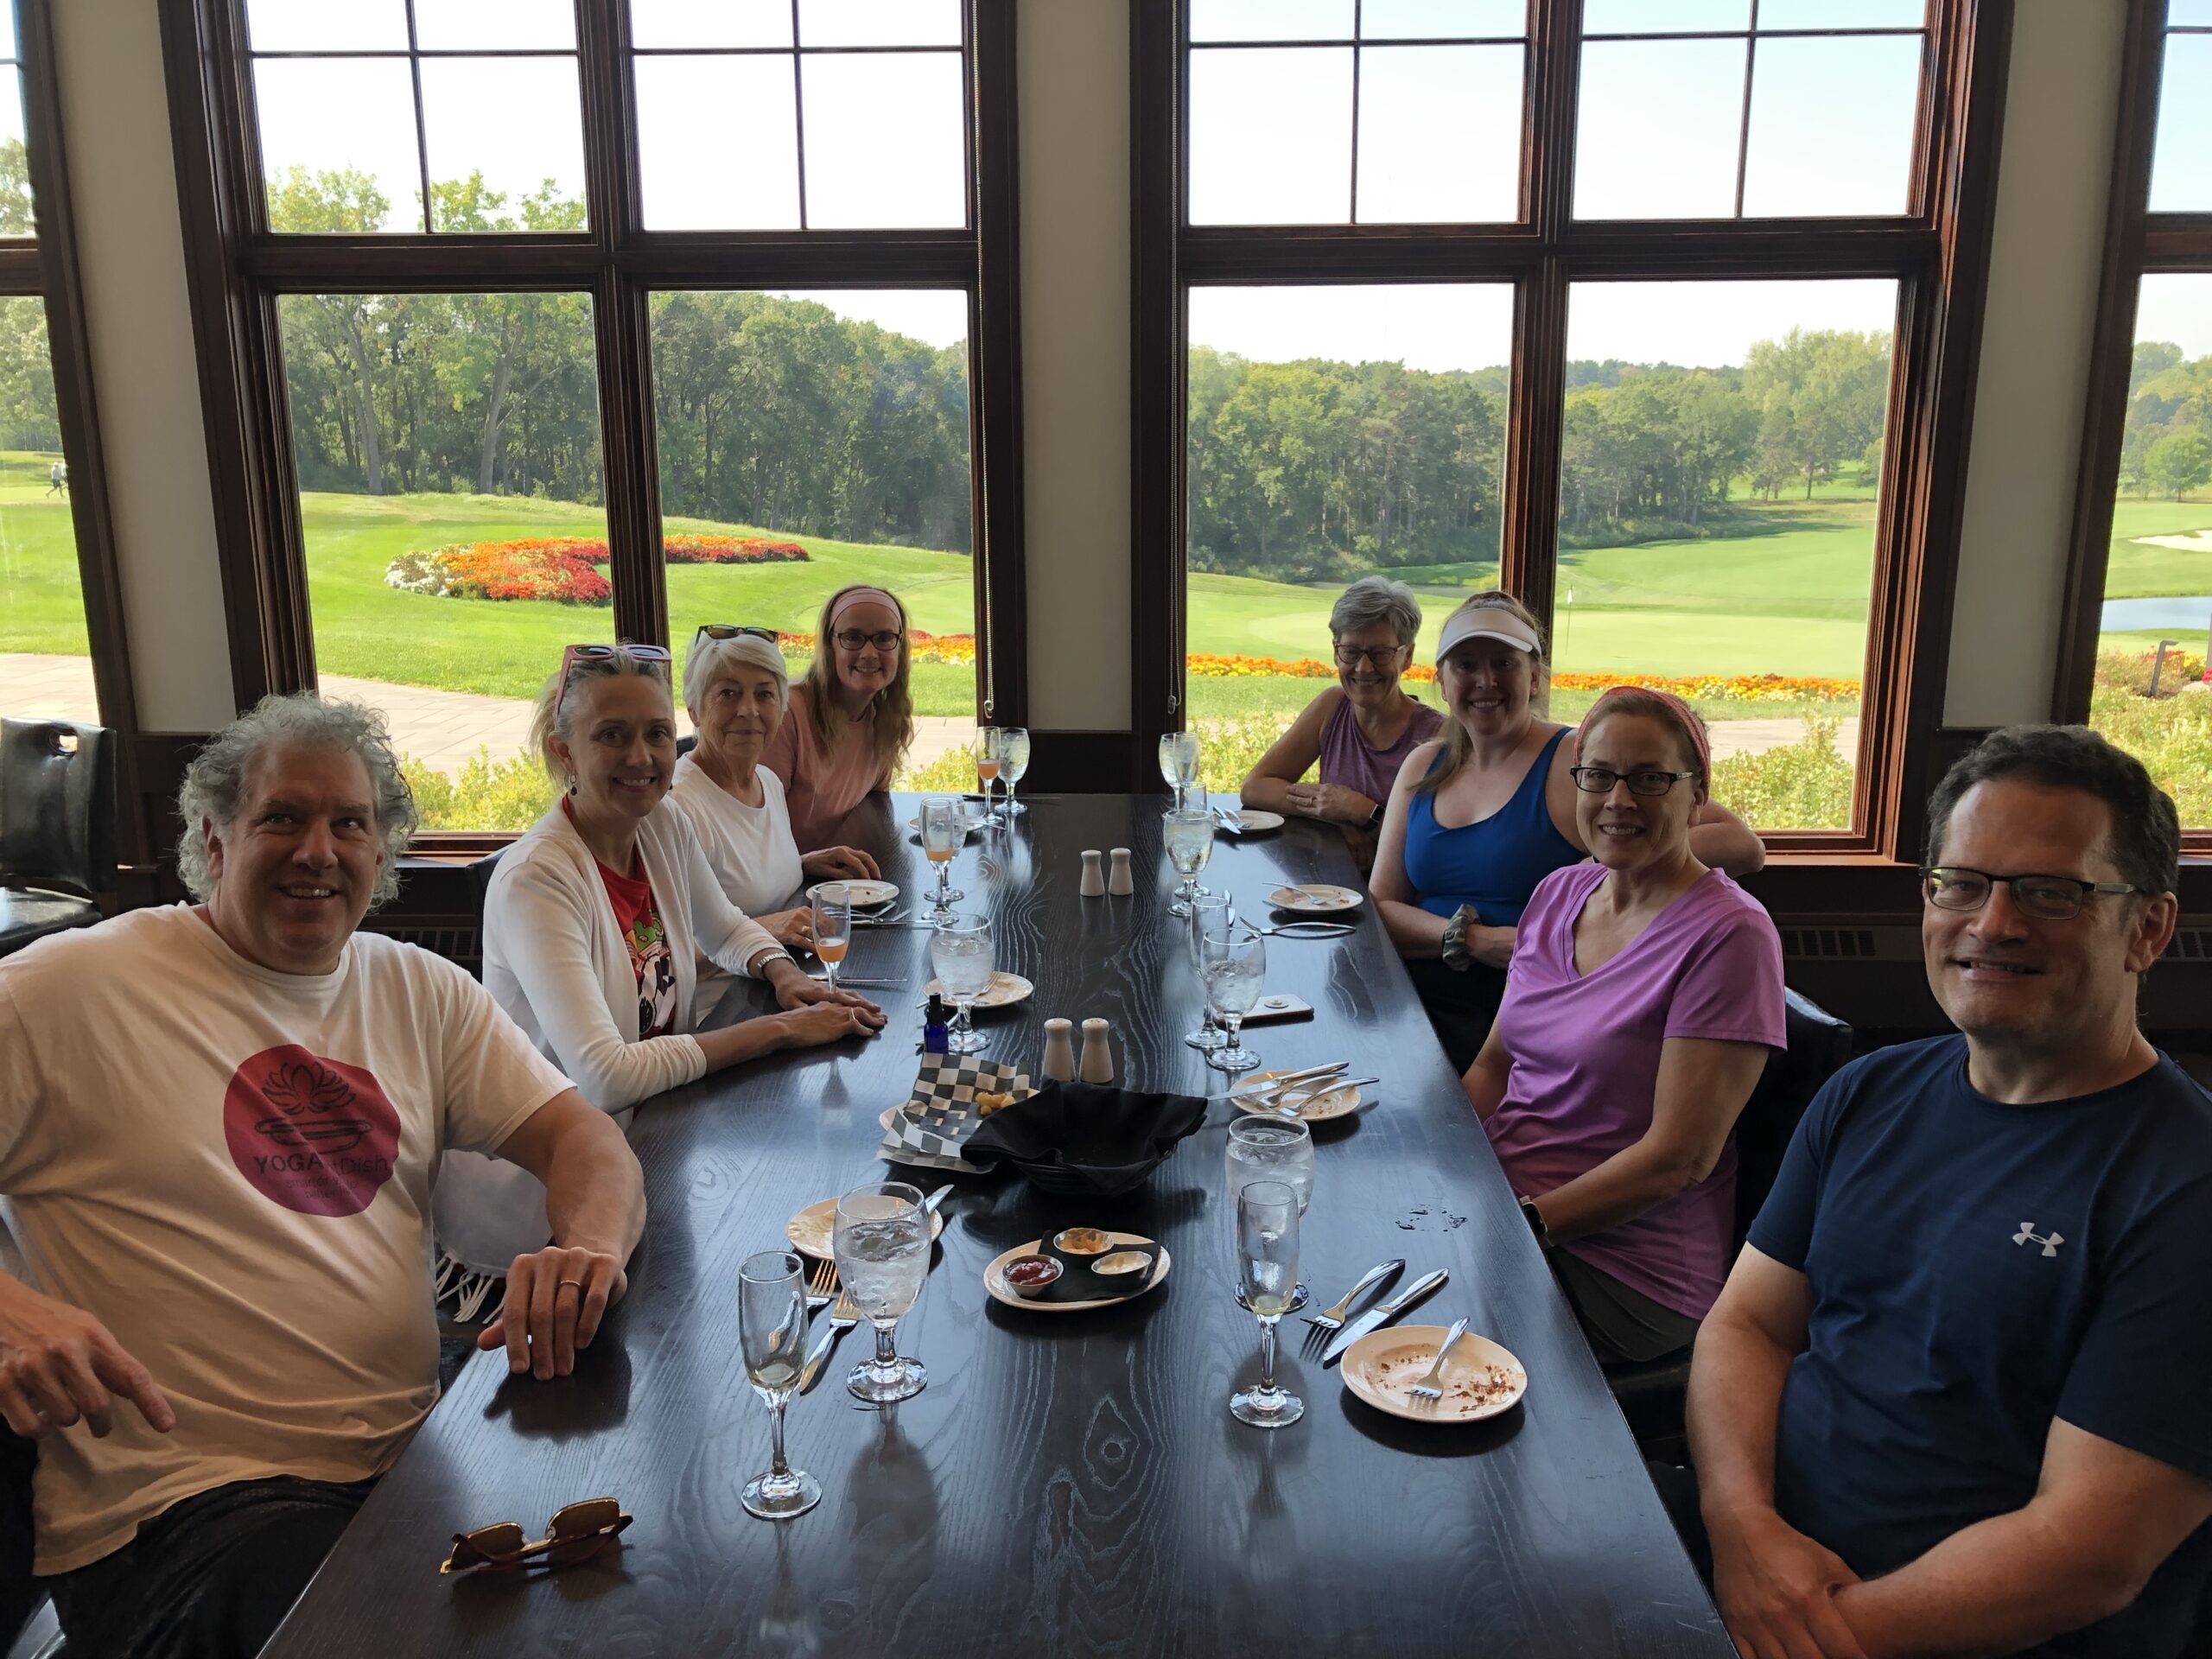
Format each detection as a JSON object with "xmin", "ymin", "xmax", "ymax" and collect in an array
[{"xmin": 268, "ymin": 792, "xmax": 1730, "ymax": 1657}]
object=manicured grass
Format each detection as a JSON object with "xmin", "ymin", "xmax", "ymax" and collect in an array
[
  {"xmin": 2101, "ymin": 498, "xmax": 2212, "ymax": 600},
  {"xmin": 0, "ymin": 450, "xmax": 87, "ymax": 657}
]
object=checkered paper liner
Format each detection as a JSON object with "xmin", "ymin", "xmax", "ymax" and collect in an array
[{"xmin": 878, "ymin": 1055, "xmax": 1035, "ymax": 1173}]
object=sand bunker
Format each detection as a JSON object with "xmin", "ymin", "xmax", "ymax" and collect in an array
[{"xmin": 2139, "ymin": 531, "xmax": 2212, "ymax": 553}]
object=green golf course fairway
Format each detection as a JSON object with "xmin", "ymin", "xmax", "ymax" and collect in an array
[{"xmin": 4, "ymin": 468, "xmax": 2209, "ymax": 722}]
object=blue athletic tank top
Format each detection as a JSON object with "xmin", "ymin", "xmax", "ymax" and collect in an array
[{"xmin": 1402, "ymin": 725, "xmax": 1580, "ymax": 927}]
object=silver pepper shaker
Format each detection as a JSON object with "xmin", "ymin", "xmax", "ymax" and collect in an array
[
  {"xmin": 1106, "ymin": 847, "xmax": 1135, "ymax": 896},
  {"xmin": 1042, "ymin": 1018, "xmax": 1077, "ymax": 1082},
  {"xmin": 1079, "ymin": 849, "xmax": 1106, "ymax": 898},
  {"xmin": 1078, "ymin": 1017, "xmax": 1114, "ymax": 1084}
]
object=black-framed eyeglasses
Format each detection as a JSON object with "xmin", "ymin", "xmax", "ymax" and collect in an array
[
  {"xmin": 694, "ymin": 623, "xmax": 779, "ymax": 645},
  {"xmin": 1332, "ymin": 644, "xmax": 1407, "ymax": 669},
  {"xmin": 1922, "ymin": 867, "xmax": 2139, "ymax": 921},
  {"xmin": 1568, "ymin": 766, "xmax": 1698, "ymax": 798},
  {"xmin": 832, "ymin": 629, "xmax": 904, "ymax": 652}
]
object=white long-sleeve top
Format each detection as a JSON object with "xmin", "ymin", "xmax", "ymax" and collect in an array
[{"xmin": 482, "ymin": 798, "xmax": 785, "ymax": 1114}]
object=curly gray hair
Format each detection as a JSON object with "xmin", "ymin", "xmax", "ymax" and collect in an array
[
  {"xmin": 175, "ymin": 694, "xmax": 418, "ymax": 909},
  {"xmin": 1329, "ymin": 575, "xmax": 1423, "ymax": 650}
]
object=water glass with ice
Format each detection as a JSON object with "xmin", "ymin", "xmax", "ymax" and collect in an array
[{"xmin": 833, "ymin": 1181, "xmax": 930, "ymax": 1404}]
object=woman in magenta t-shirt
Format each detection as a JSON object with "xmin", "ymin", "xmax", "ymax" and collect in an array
[{"xmin": 1462, "ymin": 687, "xmax": 1785, "ymax": 1365}]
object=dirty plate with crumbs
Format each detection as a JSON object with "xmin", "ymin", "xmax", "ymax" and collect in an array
[{"xmin": 1339, "ymin": 1324, "xmax": 1527, "ymax": 1424}]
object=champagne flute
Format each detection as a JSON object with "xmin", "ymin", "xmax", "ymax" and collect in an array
[
  {"xmin": 738, "ymin": 1249, "xmax": 822, "ymax": 1517},
  {"xmin": 810, "ymin": 885, "xmax": 851, "ymax": 995},
  {"xmin": 1230, "ymin": 1181, "xmax": 1303, "ymax": 1429},
  {"xmin": 918, "ymin": 797, "xmax": 965, "ymax": 918},
  {"xmin": 974, "ymin": 728, "xmax": 1005, "ymax": 827},
  {"xmin": 1200, "ymin": 918, "xmax": 1266, "ymax": 1075},
  {"xmin": 1158, "ymin": 731, "xmax": 1200, "ymax": 791},
  {"xmin": 929, "ymin": 912, "xmax": 994, "ymax": 1054},
  {"xmin": 1000, "ymin": 728, "xmax": 1032, "ymax": 817},
  {"xmin": 834, "ymin": 1181, "xmax": 930, "ymax": 1404},
  {"xmin": 1162, "ymin": 808, "xmax": 1215, "ymax": 917},
  {"xmin": 1183, "ymin": 894, "xmax": 1234, "ymax": 1051}
]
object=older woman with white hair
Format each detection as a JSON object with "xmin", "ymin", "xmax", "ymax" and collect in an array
[
  {"xmin": 668, "ymin": 624, "xmax": 880, "ymax": 950},
  {"xmin": 1239, "ymin": 575, "xmax": 1444, "ymax": 868}
]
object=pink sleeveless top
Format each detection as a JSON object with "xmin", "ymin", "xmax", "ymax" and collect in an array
[{"xmin": 1317, "ymin": 693, "xmax": 1443, "ymax": 804}]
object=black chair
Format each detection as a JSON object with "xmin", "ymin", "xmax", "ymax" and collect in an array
[
  {"xmin": 0, "ymin": 720, "xmax": 116, "ymax": 961},
  {"xmin": 1606, "ymin": 988, "xmax": 1853, "ymax": 1450}
]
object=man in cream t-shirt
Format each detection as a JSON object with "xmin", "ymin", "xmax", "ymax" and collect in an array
[{"xmin": 0, "ymin": 695, "xmax": 645, "ymax": 1659}]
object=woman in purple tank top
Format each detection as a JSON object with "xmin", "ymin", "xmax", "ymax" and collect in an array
[{"xmin": 1238, "ymin": 577, "xmax": 1444, "ymax": 871}]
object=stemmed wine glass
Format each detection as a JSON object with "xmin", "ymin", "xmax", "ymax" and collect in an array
[
  {"xmin": 1183, "ymin": 894, "xmax": 1234, "ymax": 1052},
  {"xmin": 918, "ymin": 797, "xmax": 965, "ymax": 919},
  {"xmin": 1226, "ymin": 1115, "xmax": 1314, "ymax": 1216},
  {"xmin": 974, "ymin": 728, "xmax": 1006, "ymax": 827},
  {"xmin": 810, "ymin": 885, "xmax": 851, "ymax": 995},
  {"xmin": 1230, "ymin": 1181, "xmax": 1304, "ymax": 1429},
  {"xmin": 1199, "ymin": 918, "xmax": 1266, "ymax": 1075},
  {"xmin": 1162, "ymin": 807, "xmax": 1215, "ymax": 918},
  {"xmin": 1158, "ymin": 731, "xmax": 1200, "ymax": 793},
  {"xmin": 999, "ymin": 728, "xmax": 1032, "ymax": 817},
  {"xmin": 929, "ymin": 913, "xmax": 994, "ymax": 1054},
  {"xmin": 737, "ymin": 1249, "xmax": 822, "ymax": 1517},
  {"xmin": 833, "ymin": 1181, "xmax": 930, "ymax": 1404}
]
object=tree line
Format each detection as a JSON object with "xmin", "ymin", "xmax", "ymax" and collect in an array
[{"xmin": 2123, "ymin": 341, "xmax": 2212, "ymax": 500}]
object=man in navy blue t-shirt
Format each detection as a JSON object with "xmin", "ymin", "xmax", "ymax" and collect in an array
[{"xmin": 1684, "ymin": 726, "xmax": 2212, "ymax": 1659}]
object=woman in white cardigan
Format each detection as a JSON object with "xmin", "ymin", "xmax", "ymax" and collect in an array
[{"xmin": 435, "ymin": 645, "xmax": 883, "ymax": 1306}]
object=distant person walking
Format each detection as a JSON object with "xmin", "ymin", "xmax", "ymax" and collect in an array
[{"xmin": 45, "ymin": 460, "xmax": 64, "ymax": 497}]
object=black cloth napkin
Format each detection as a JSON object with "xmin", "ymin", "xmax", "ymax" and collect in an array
[
  {"xmin": 1009, "ymin": 1235, "xmax": 1161, "ymax": 1305},
  {"xmin": 963, "ymin": 1082, "xmax": 1208, "ymax": 1197}
]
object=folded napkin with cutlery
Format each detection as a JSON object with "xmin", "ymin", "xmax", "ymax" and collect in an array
[{"xmin": 963, "ymin": 1082, "xmax": 1209, "ymax": 1198}]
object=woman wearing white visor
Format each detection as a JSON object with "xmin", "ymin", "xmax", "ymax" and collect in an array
[{"xmin": 1370, "ymin": 591, "xmax": 1764, "ymax": 1073}]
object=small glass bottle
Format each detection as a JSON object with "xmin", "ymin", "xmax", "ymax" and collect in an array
[{"xmin": 922, "ymin": 994, "xmax": 950, "ymax": 1056}]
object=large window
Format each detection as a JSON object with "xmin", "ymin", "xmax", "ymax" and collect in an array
[
  {"xmin": 1147, "ymin": 0, "xmax": 1996, "ymax": 845},
  {"xmin": 2072, "ymin": 3, "xmax": 2212, "ymax": 830},
  {"xmin": 0, "ymin": 1, "xmax": 128, "ymax": 747},
  {"xmin": 174, "ymin": 0, "xmax": 1019, "ymax": 835}
]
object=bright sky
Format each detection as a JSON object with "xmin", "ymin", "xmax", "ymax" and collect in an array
[{"xmin": 238, "ymin": 0, "xmax": 2209, "ymax": 370}]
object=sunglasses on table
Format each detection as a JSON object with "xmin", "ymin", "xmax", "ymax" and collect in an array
[
  {"xmin": 694, "ymin": 623, "xmax": 781, "ymax": 645},
  {"xmin": 1922, "ymin": 866, "xmax": 2139, "ymax": 921},
  {"xmin": 831, "ymin": 629, "xmax": 904, "ymax": 652},
  {"xmin": 440, "ymin": 1497, "xmax": 632, "ymax": 1576}
]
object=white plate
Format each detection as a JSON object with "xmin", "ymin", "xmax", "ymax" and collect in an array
[
  {"xmin": 1268, "ymin": 883, "xmax": 1363, "ymax": 914},
  {"xmin": 805, "ymin": 879, "xmax": 900, "ymax": 909},
  {"xmin": 921, "ymin": 971, "xmax": 1034, "ymax": 1010},
  {"xmin": 906, "ymin": 816, "xmax": 978, "ymax": 838},
  {"xmin": 1230, "ymin": 1066, "xmax": 1364, "ymax": 1122},
  {"xmin": 1225, "ymin": 809, "xmax": 1284, "ymax": 832},
  {"xmin": 1339, "ymin": 1324, "xmax": 1528, "ymax": 1423},
  {"xmin": 983, "ymin": 1232, "xmax": 1171, "ymax": 1313},
  {"xmin": 786, "ymin": 1197, "xmax": 944, "ymax": 1262}
]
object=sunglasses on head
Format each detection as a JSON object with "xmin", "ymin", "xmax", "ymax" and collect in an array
[
  {"xmin": 693, "ymin": 624, "xmax": 780, "ymax": 646},
  {"xmin": 440, "ymin": 1497, "xmax": 632, "ymax": 1576},
  {"xmin": 558, "ymin": 642, "xmax": 672, "ymax": 690}
]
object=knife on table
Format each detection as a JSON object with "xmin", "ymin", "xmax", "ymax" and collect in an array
[{"xmin": 1321, "ymin": 1268, "xmax": 1449, "ymax": 1366}]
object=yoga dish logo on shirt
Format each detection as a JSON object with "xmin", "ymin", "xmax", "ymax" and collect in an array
[{"xmin": 221, "ymin": 1046, "xmax": 402, "ymax": 1217}]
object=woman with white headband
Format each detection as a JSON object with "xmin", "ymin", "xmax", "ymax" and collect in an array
[
  {"xmin": 760, "ymin": 584, "xmax": 916, "ymax": 849},
  {"xmin": 1370, "ymin": 591, "xmax": 1765, "ymax": 1074},
  {"xmin": 668, "ymin": 623, "xmax": 882, "ymax": 948}
]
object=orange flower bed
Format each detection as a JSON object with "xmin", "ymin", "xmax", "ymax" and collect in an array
[
  {"xmin": 386, "ymin": 535, "xmax": 808, "ymax": 605},
  {"xmin": 1184, "ymin": 651, "xmax": 1859, "ymax": 702}
]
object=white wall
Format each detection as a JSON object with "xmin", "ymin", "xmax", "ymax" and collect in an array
[
  {"xmin": 51, "ymin": 0, "xmax": 232, "ymax": 732},
  {"xmin": 45, "ymin": 0, "xmax": 2126, "ymax": 745},
  {"xmin": 1944, "ymin": 0, "xmax": 2128, "ymax": 728}
]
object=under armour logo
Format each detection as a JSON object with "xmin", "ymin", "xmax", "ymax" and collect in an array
[{"xmin": 2013, "ymin": 1222, "xmax": 2063, "ymax": 1258}]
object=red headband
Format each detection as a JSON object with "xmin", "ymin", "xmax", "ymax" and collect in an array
[{"xmin": 1580, "ymin": 684, "xmax": 1712, "ymax": 784}]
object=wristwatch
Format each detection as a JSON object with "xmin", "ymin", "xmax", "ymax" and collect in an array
[
  {"xmin": 1439, "ymin": 903, "xmax": 1479, "ymax": 973},
  {"xmin": 1366, "ymin": 802, "xmax": 1385, "ymax": 829},
  {"xmin": 1518, "ymin": 1194, "xmax": 1552, "ymax": 1250}
]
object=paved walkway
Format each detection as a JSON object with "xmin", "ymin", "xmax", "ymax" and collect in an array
[
  {"xmin": 0, "ymin": 654, "xmax": 979, "ymax": 775},
  {"xmin": 0, "ymin": 653, "xmax": 1858, "ymax": 776}
]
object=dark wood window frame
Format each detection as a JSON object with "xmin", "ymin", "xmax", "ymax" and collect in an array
[
  {"xmin": 3, "ymin": 0, "xmax": 143, "ymax": 860},
  {"xmin": 160, "ymin": 0, "xmax": 1025, "ymax": 854},
  {"xmin": 2058, "ymin": 0, "xmax": 2212, "ymax": 851},
  {"xmin": 1133, "ymin": 0, "xmax": 2010, "ymax": 862}
]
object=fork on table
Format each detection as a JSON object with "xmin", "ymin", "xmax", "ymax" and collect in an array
[
  {"xmin": 1300, "ymin": 1259, "xmax": 1402, "ymax": 1354},
  {"xmin": 1408, "ymin": 1317, "xmax": 1471, "ymax": 1404}
]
